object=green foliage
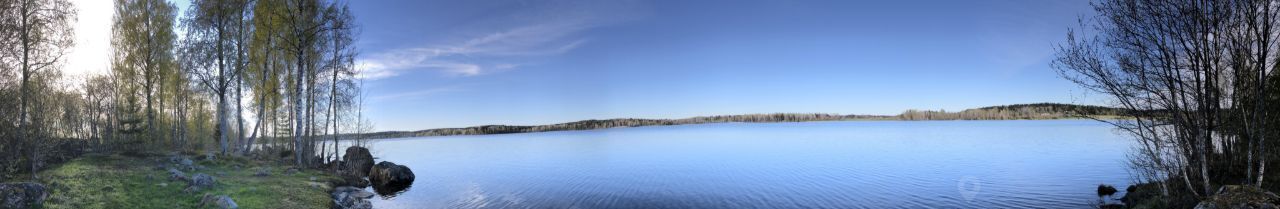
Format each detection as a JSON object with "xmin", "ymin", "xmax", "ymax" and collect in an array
[
  {"xmin": 0, "ymin": 0, "xmax": 362, "ymax": 184},
  {"xmin": 0, "ymin": 0, "xmax": 78, "ymax": 179},
  {"xmin": 111, "ymin": 0, "xmax": 180, "ymax": 143}
]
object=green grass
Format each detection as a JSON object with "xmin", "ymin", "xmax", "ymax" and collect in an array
[{"xmin": 36, "ymin": 154, "xmax": 338, "ymax": 209}]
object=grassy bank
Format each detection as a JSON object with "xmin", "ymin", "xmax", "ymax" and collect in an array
[{"xmin": 32, "ymin": 153, "xmax": 338, "ymax": 209}]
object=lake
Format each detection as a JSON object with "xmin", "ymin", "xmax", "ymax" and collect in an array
[{"xmin": 354, "ymin": 119, "xmax": 1133, "ymax": 208}]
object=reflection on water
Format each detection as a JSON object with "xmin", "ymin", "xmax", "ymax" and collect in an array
[
  {"xmin": 345, "ymin": 120, "xmax": 1132, "ymax": 208},
  {"xmin": 373, "ymin": 183, "xmax": 412, "ymax": 198}
]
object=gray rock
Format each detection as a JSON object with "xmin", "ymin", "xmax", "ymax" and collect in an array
[
  {"xmin": 1194, "ymin": 185, "xmax": 1280, "ymax": 209},
  {"xmin": 331, "ymin": 186, "xmax": 360, "ymax": 199},
  {"xmin": 330, "ymin": 186, "xmax": 374, "ymax": 199},
  {"xmin": 369, "ymin": 161, "xmax": 415, "ymax": 187},
  {"xmin": 200, "ymin": 194, "xmax": 238, "ymax": 209},
  {"xmin": 253, "ymin": 168, "xmax": 270, "ymax": 177},
  {"xmin": 0, "ymin": 183, "xmax": 48, "ymax": 209},
  {"xmin": 168, "ymin": 168, "xmax": 188, "ymax": 181},
  {"xmin": 284, "ymin": 168, "xmax": 300, "ymax": 175},
  {"xmin": 344, "ymin": 199, "xmax": 372, "ymax": 209},
  {"xmin": 188, "ymin": 173, "xmax": 216, "ymax": 191},
  {"xmin": 342, "ymin": 146, "xmax": 374, "ymax": 177},
  {"xmin": 331, "ymin": 186, "xmax": 374, "ymax": 209},
  {"xmin": 338, "ymin": 174, "xmax": 370, "ymax": 188},
  {"xmin": 171, "ymin": 156, "xmax": 196, "ymax": 171},
  {"xmin": 348, "ymin": 190, "xmax": 375, "ymax": 199},
  {"xmin": 169, "ymin": 155, "xmax": 183, "ymax": 164},
  {"xmin": 1195, "ymin": 202, "xmax": 1280, "ymax": 209}
]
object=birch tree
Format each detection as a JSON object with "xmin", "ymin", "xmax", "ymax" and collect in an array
[
  {"xmin": 0, "ymin": 0, "xmax": 76, "ymax": 178},
  {"xmin": 111, "ymin": 0, "xmax": 178, "ymax": 146}
]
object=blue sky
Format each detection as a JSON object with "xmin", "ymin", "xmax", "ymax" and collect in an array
[
  {"xmin": 63, "ymin": 0, "xmax": 1095, "ymax": 131},
  {"xmin": 349, "ymin": 0, "xmax": 1100, "ymax": 131},
  {"xmin": 58, "ymin": 1, "xmax": 1100, "ymax": 132}
]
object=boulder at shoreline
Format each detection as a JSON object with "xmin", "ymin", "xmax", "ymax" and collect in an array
[
  {"xmin": 368, "ymin": 161, "xmax": 414, "ymax": 188},
  {"xmin": 342, "ymin": 146, "xmax": 374, "ymax": 178}
]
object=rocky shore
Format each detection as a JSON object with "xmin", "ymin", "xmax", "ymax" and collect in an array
[
  {"xmin": 1115, "ymin": 183, "xmax": 1280, "ymax": 209},
  {"xmin": 329, "ymin": 146, "xmax": 416, "ymax": 209}
]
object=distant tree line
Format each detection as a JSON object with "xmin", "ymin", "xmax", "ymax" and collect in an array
[
  {"xmin": 0, "ymin": 0, "xmax": 368, "ymax": 180},
  {"xmin": 1055, "ymin": 0, "xmax": 1280, "ymax": 206},
  {"xmin": 898, "ymin": 103, "xmax": 1127, "ymax": 120},
  {"xmin": 353, "ymin": 103, "xmax": 1117, "ymax": 140},
  {"xmin": 355, "ymin": 113, "xmax": 890, "ymax": 139}
]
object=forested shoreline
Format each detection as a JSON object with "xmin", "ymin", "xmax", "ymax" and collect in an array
[
  {"xmin": 354, "ymin": 103, "xmax": 1124, "ymax": 139},
  {"xmin": 0, "ymin": 0, "xmax": 395, "ymax": 208},
  {"xmin": 1, "ymin": 0, "xmax": 369, "ymax": 182}
]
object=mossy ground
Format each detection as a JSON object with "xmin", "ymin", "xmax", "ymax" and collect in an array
[{"xmin": 34, "ymin": 153, "xmax": 339, "ymax": 209}]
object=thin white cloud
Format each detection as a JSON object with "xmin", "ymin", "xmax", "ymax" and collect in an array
[
  {"xmin": 493, "ymin": 63, "xmax": 520, "ymax": 70},
  {"xmin": 356, "ymin": 1, "xmax": 644, "ymax": 79},
  {"xmin": 373, "ymin": 87, "xmax": 460, "ymax": 101},
  {"xmin": 419, "ymin": 62, "xmax": 482, "ymax": 76},
  {"xmin": 357, "ymin": 21, "xmax": 594, "ymax": 79}
]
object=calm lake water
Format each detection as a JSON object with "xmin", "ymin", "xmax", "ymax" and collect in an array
[{"xmin": 355, "ymin": 120, "xmax": 1133, "ymax": 208}]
